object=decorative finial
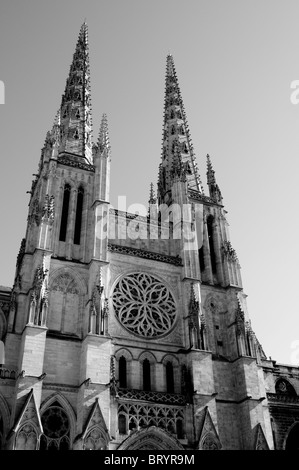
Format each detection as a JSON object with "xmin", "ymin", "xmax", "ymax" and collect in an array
[
  {"xmin": 57, "ymin": 21, "xmax": 92, "ymax": 162},
  {"xmin": 97, "ymin": 113, "xmax": 111, "ymax": 155},
  {"xmin": 159, "ymin": 54, "xmax": 203, "ymax": 198},
  {"xmin": 148, "ymin": 182, "xmax": 157, "ymax": 205}
]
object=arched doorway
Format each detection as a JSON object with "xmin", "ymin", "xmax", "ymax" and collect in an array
[
  {"xmin": 117, "ymin": 426, "xmax": 185, "ymax": 451},
  {"xmin": 285, "ymin": 422, "xmax": 299, "ymax": 450}
]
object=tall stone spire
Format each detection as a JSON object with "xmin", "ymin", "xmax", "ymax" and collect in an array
[
  {"xmin": 158, "ymin": 54, "xmax": 202, "ymax": 204},
  {"xmin": 206, "ymin": 154, "xmax": 223, "ymax": 204},
  {"xmin": 58, "ymin": 21, "xmax": 93, "ymax": 163}
]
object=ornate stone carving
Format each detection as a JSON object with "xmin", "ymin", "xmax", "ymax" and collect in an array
[
  {"xmin": 201, "ymin": 434, "xmax": 219, "ymax": 450},
  {"xmin": 222, "ymin": 240, "xmax": 238, "ymax": 262},
  {"xmin": 112, "ymin": 272, "xmax": 177, "ymax": 339},
  {"xmin": 28, "ymin": 260, "xmax": 49, "ymax": 327},
  {"xmin": 0, "ymin": 301, "xmax": 9, "ymax": 317},
  {"xmin": 89, "ymin": 269, "xmax": 108, "ymax": 335},
  {"xmin": 188, "ymin": 189, "xmax": 219, "ymax": 205},
  {"xmin": 58, "ymin": 154, "xmax": 95, "ymax": 172},
  {"xmin": 117, "ymin": 389, "xmax": 186, "ymax": 406},
  {"xmin": 118, "ymin": 402, "xmax": 185, "ymax": 437},
  {"xmin": 28, "ymin": 198, "xmax": 41, "ymax": 226},
  {"xmin": 108, "ymin": 243, "xmax": 183, "ymax": 267},
  {"xmin": 42, "ymin": 194, "xmax": 55, "ymax": 222},
  {"xmin": 15, "ymin": 424, "xmax": 38, "ymax": 450},
  {"xmin": 52, "ymin": 273, "xmax": 79, "ymax": 294},
  {"xmin": 16, "ymin": 238, "xmax": 26, "ymax": 270},
  {"xmin": 235, "ymin": 303, "xmax": 245, "ymax": 336}
]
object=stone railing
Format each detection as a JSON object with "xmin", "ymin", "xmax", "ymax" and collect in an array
[
  {"xmin": 267, "ymin": 393, "xmax": 299, "ymax": 405},
  {"xmin": 0, "ymin": 367, "xmax": 17, "ymax": 380},
  {"xmin": 117, "ymin": 388, "xmax": 186, "ymax": 405},
  {"xmin": 108, "ymin": 243, "xmax": 183, "ymax": 266}
]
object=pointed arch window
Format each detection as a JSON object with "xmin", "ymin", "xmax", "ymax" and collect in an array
[
  {"xmin": 199, "ymin": 247, "xmax": 205, "ymax": 272},
  {"xmin": 74, "ymin": 186, "xmax": 84, "ymax": 245},
  {"xmin": 143, "ymin": 359, "xmax": 151, "ymax": 391},
  {"xmin": 245, "ymin": 333, "xmax": 252, "ymax": 356},
  {"xmin": 166, "ymin": 362, "xmax": 174, "ymax": 393},
  {"xmin": 171, "ymin": 125, "xmax": 176, "ymax": 135},
  {"xmin": 73, "ymin": 128, "xmax": 79, "ymax": 140},
  {"xmin": 39, "ymin": 402, "xmax": 70, "ymax": 450},
  {"xmin": 118, "ymin": 414, "xmax": 127, "ymax": 435},
  {"xmin": 119, "ymin": 356, "xmax": 127, "ymax": 388},
  {"xmin": 75, "ymin": 109, "xmax": 80, "ymax": 119},
  {"xmin": 207, "ymin": 215, "xmax": 217, "ymax": 274},
  {"xmin": 286, "ymin": 423, "xmax": 299, "ymax": 450},
  {"xmin": 59, "ymin": 183, "xmax": 71, "ymax": 242},
  {"xmin": 176, "ymin": 419, "xmax": 184, "ymax": 439}
]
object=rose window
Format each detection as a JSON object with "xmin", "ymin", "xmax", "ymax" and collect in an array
[{"xmin": 112, "ymin": 273, "xmax": 176, "ymax": 338}]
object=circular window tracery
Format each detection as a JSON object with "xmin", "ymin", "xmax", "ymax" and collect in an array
[
  {"xmin": 112, "ymin": 273, "xmax": 176, "ymax": 338},
  {"xmin": 42, "ymin": 406, "xmax": 69, "ymax": 438}
]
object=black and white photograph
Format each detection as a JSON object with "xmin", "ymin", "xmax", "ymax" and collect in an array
[{"xmin": 0, "ymin": 0, "xmax": 299, "ymax": 454}]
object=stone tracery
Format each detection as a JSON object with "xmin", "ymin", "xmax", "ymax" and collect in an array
[{"xmin": 112, "ymin": 273, "xmax": 176, "ymax": 338}]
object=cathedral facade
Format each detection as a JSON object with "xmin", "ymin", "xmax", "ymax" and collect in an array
[{"xmin": 0, "ymin": 23, "xmax": 299, "ymax": 451}]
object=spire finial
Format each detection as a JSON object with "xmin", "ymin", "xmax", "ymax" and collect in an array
[
  {"xmin": 206, "ymin": 154, "xmax": 223, "ymax": 204},
  {"xmin": 158, "ymin": 54, "xmax": 202, "ymax": 204},
  {"xmin": 148, "ymin": 182, "xmax": 156, "ymax": 205},
  {"xmin": 97, "ymin": 113, "xmax": 111, "ymax": 156},
  {"xmin": 57, "ymin": 21, "xmax": 93, "ymax": 163},
  {"xmin": 206, "ymin": 154, "xmax": 216, "ymax": 185}
]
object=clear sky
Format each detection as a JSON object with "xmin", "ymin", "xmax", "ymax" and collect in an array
[{"xmin": 0, "ymin": 0, "xmax": 299, "ymax": 365}]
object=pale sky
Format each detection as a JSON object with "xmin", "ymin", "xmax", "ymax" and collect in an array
[{"xmin": 0, "ymin": 0, "xmax": 299, "ymax": 365}]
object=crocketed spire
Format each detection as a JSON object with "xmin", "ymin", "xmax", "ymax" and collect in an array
[
  {"xmin": 58, "ymin": 21, "xmax": 93, "ymax": 163},
  {"xmin": 158, "ymin": 54, "xmax": 203, "ymax": 203}
]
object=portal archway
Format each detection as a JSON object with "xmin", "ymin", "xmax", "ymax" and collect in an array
[
  {"xmin": 285, "ymin": 422, "xmax": 299, "ymax": 450},
  {"xmin": 117, "ymin": 426, "xmax": 185, "ymax": 450}
]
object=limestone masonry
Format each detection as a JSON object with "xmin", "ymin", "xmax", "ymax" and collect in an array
[{"xmin": 0, "ymin": 22, "xmax": 298, "ymax": 450}]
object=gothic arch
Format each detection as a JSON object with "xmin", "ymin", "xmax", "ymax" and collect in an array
[
  {"xmin": 49, "ymin": 266, "xmax": 87, "ymax": 295},
  {"xmin": 48, "ymin": 268, "xmax": 86, "ymax": 335},
  {"xmin": 161, "ymin": 354, "xmax": 179, "ymax": 394},
  {"xmin": 77, "ymin": 399, "xmax": 110, "ymax": 450},
  {"xmin": 138, "ymin": 351, "xmax": 157, "ymax": 391},
  {"xmin": 161, "ymin": 354, "xmax": 179, "ymax": 366},
  {"xmin": 275, "ymin": 378, "xmax": 297, "ymax": 396},
  {"xmin": 40, "ymin": 392, "xmax": 77, "ymax": 446},
  {"xmin": 115, "ymin": 349, "xmax": 133, "ymax": 389},
  {"xmin": 200, "ymin": 432, "xmax": 221, "ymax": 450},
  {"xmin": 117, "ymin": 426, "xmax": 185, "ymax": 450},
  {"xmin": 284, "ymin": 421, "xmax": 299, "ymax": 450},
  {"xmin": 114, "ymin": 348, "xmax": 133, "ymax": 362},
  {"xmin": 15, "ymin": 423, "xmax": 39, "ymax": 450},
  {"xmin": 12, "ymin": 390, "xmax": 42, "ymax": 451},
  {"xmin": 138, "ymin": 351, "xmax": 157, "ymax": 363},
  {"xmin": 0, "ymin": 393, "xmax": 10, "ymax": 449}
]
